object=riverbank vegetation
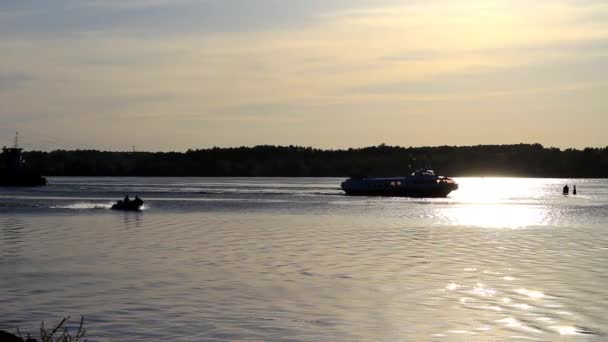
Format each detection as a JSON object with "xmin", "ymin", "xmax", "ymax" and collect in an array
[
  {"xmin": 22, "ymin": 144, "xmax": 608, "ymax": 178},
  {"xmin": 0, "ymin": 316, "xmax": 86, "ymax": 342}
]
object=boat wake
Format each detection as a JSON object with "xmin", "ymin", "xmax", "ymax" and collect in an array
[{"xmin": 52, "ymin": 202, "xmax": 113, "ymax": 210}]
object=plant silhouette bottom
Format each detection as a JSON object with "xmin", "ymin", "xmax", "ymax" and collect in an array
[{"xmin": 0, "ymin": 316, "xmax": 87, "ymax": 342}]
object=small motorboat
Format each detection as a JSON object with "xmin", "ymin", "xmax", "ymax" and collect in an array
[{"xmin": 111, "ymin": 197, "xmax": 144, "ymax": 211}]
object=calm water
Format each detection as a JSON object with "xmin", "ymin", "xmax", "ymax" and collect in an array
[{"xmin": 1, "ymin": 177, "xmax": 607, "ymax": 341}]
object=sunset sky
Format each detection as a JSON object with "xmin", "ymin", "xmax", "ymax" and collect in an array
[{"xmin": 1, "ymin": 0, "xmax": 607, "ymax": 151}]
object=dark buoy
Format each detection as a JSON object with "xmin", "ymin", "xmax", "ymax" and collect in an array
[{"xmin": 573, "ymin": 185, "xmax": 577, "ymax": 195}]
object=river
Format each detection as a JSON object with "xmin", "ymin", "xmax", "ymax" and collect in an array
[{"xmin": 1, "ymin": 177, "xmax": 607, "ymax": 341}]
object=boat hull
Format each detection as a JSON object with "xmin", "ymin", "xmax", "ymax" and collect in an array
[
  {"xmin": 0, "ymin": 175, "xmax": 47, "ymax": 187},
  {"xmin": 111, "ymin": 203, "xmax": 143, "ymax": 211},
  {"xmin": 342, "ymin": 183, "xmax": 458, "ymax": 198}
]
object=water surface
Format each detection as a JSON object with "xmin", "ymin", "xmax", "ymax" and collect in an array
[{"xmin": 1, "ymin": 177, "xmax": 607, "ymax": 341}]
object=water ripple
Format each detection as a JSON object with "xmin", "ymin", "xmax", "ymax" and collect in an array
[{"xmin": 0, "ymin": 178, "xmax": 607, "ymax": 341}]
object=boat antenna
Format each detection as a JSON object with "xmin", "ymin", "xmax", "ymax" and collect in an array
[{"xmin": 13, "ymin": 131, "xmax": 19, "ymax": 149}]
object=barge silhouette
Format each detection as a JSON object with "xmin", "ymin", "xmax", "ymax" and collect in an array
[{"xmin": 0, "ymin": 143, "xmax": 47, "ymax": 187}]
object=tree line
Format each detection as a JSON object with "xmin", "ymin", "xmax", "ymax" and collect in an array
[{"xmin": 21, "ymin": 144, "xmax": 608, "ymax": 177}]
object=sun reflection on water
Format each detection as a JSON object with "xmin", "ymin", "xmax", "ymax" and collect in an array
[
  {"xmin": 438, "ymin": 177, "xmax": 559, "ymax": 228},
  {"xmin": 450, "ymin": 177, "xmax": 554, "ymax": 203},
  {"xmin": 441, "ymin": 204, "xmax": 547, "ymax": 228}
]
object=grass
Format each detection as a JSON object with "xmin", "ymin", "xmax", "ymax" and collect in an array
[{"xmin": 17, "ymin": 316, "xmax": 87, "ymax": 342}]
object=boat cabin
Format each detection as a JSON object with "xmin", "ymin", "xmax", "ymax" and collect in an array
[{"xmin": 1, "ymin": 147, "xmax": 24, "ymax": 172}]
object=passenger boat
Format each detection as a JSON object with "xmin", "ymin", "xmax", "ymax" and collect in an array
[{"xmin": 341, "ymin": 169, "xmax": 458, "ymax": 197}]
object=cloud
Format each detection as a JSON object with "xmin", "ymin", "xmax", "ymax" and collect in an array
[
  {"xmin": 80, "ymin": 0, "xmax": 187, "ymax": 9},
  {"xmin": 0, "ymin": 72, "xmax": 31, "ymax": 89},
  {"xmin": 356, "ymin": 39, "xmax": 608, "ymax": 97},
  {"xmin": 0, "ymin": 0, "xmax": 403, "ymax": 37}
]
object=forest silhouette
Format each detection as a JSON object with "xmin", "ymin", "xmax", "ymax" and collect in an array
[{"xmin": 21, "ymin": 144, "xmax": 608, "ymax": 178}]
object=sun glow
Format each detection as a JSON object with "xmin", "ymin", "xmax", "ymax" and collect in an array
[
  {"xmin": 438, "ymin": 178, "xmax": 553, "ymax": 228},
  {"xmin": 2, "ymin": 0, "xmax": 607, "ymax": 149},
  {"xmin": 440, "ymin": 204, "xmax": 547, "ymax": 228}
]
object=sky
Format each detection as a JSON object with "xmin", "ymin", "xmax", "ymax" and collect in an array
[{"xmin": 1, "ymin": 0, "xmax": 607, "ymax": 151}]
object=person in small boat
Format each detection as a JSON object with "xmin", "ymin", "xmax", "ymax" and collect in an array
[
  {"xmin": 563, "ymin": 185, "xmax": 569, "ymax": 195},
  {"xmin": 133, "ymin": 195, "xmax": 144, "ymax": 207},
  {"xmin": 124, "ymin": 195, "xmax": 130, "ymax": 204}
]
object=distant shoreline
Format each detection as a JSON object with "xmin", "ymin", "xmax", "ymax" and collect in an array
[{"xmin": 21, "ymin": 144, "xmax": 608, "ymax": 178}]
